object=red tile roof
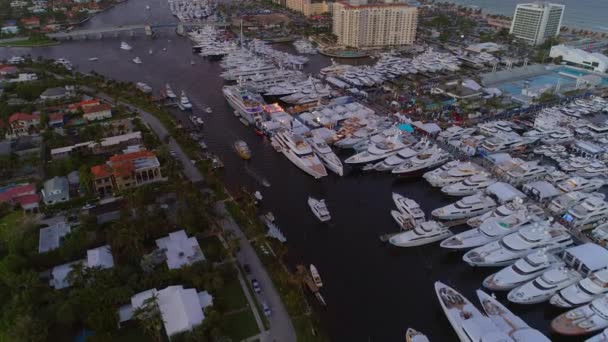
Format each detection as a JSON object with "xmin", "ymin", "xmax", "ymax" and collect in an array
[
  {"xmin": 0, "ymin": 184, "xmax": 36, "ymax": 203},
  {"xmin": 15, "ymin": 194, "xmax": 39, "ymax": 206},
  {"xmin": 9, "ymin": 112, "xmax": 38, "ymax": 123},
  {"xmin": 91, "ymin": 164, "xmax": 113, "ymax": 178},
  {"xmin": 83, "ymin": 103, "xmax": 112, "ymax": 114},
  {"xmin": 49, "ymin": 112, "xmax": 64, "ymax": 122},
  {"xmin": 67, "ymin": 99, "xmax": 101, "ymax": 111},
  {"xmin": 109, "ymin": 150, "xmax": 155, "ymax": 163}
]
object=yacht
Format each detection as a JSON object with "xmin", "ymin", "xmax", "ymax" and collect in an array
[
  {"xmin": 88, "ymin": 57, "xmax": 99, "ymax": 61},
  {"xmin": 477, "ymin": 290, "xmax": 551, "ymax": 341},
  {"xmin": 234, "ymin": 140, "xmax": 251, "ymax": 160},
  {"xmin": 165, "ymin": 84, "xmax": 177, "ymax": 99},
  {"xmin": 425, "ymin": 161, "xmax": 485, "ymax": 188},
  {"xmin": 548, "ymin": 191, "xmax": 605, "ymax": 215},
  {"xmin": 440, "ymin": 205, "xmax": 536, "ymax": 250},
  {"xmin": 345, "ymin": 137, "xmax": 407, "ymax": 166},
  {"xmin": 478, "ymin": 120, "xmax": 513, "ymax": 136},
  {"xmin": 405, "ymin": 328, "xmax": 429, "ymax": 342},
  {"xmin": 479, "ymin": 133, "xmax": 534, "ymax": 154},
  {"xmin": 552, "ymin": 296, "xmax": 608, "ymax": 336},
  {"xmin": 307, "ymin": 137, "xmax": 343, "ymax": 176},
  {"xmin": 132, "ymin": 57, "xmax": 142, "ymax": 64},
  {"xmin": 431, "ymin": 193, "xmax": 497, "ymax": 220},
  {"xmin": 392, "ymin": 193, "xmax": 425, "ymax": 225},
  {"xmin": 392, "ymin": 146, "xmax": 451, "ymax": 177},
  {"xmin": 373, "ymin": 147, "xmax": 418, "ymax": 171},
  {"xmin": 435, "ymin": 281, "xmax": 508, "ymax": 342},
  {"xmin": 483, "ymin": 250, "xmax": 565, "ymax": 291},
  {"xmin": 561, "ymin": 196, "xmax": 608, "ymax": 230},
  {"xmin": 222, "ymin": 85, "xmax": 264, "ymax": 124},
  {"xmin": 135, "ymin": 82, "xmax": 152, "ymax": 93},
  {"xmin": 120, "ymin": 41, "xmax": 132, "ymax": 50},
  {"xmin": 389, "ymin": 220, "xmax": 452, "ymax": 247},
  {"xmin": 466, "ymin": 200, "xmax": 527, "ymax": 228},
  {"xmin": 334, "ymin": 127, "xmax": 378, "ymax": 149},
  {"xmin": 507, "ymin": 267, "xmax": 582, "ymax": 304},
  {"xmin": 587, "ymin": 328, "xmax": 608, "ymax": 341},
  {"xmin": 577, "ymin": 162, "xmax": 608, "ymax": 179},
  {"xmin": 271, "ymin": 131, "xmax": 327, "ymax": 179},
  {"xmin": 310, "ymin": 264, "xmax": 323, "ymax": 287},
  {"xmin": 557, "ymin": 177, "xmax": 605, "ymax": 193},
  {"xmin": 437, "ymin": 126, "xmax": 477, "ymax": 141},
  {"xmin": 551, "ymin": 269, "xmax": 608, "ymax": 308},
  {"xmin": 422, "ymin": 160, "xmax": 461, "ymax": 182},
  {"xmin": 177, "ymin": 91, "xmax": 192, "ymax": 111},
  {"xmin": 463, "ymin": 221, "xmax": 573, "ymax": 267},
  {"xmin": 441, "ymin": 173, "xmax": 497, "ymax": 197},
  {"xmin": 503, "ymin": 161, "xmax": 549, "ymax": 185},
  {"xmin": 391, "ymin": 210, "xmax": 416, "ymax": 230},
  {"xmin": 308, "ymin": 197, "xmax": 331, "ymax": 222}
]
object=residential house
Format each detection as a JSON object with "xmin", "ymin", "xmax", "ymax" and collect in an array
[
  {"xmin": 90, "ymin": 150, "xmax": 163, "ymax": 197},
  {"xmin": 41, "ymin": 176, "xmax": 70, "ymax": 205},
  {"xmin": 48, "ymin": 112, "xmax": 65, "ymax": 128},
  {"xmin": 67, "ymin": 98, "xmax": 101, "ymax": 113},
  {"xmin": 50, "ymin": 245, "xmax": 114, "ymax": 289},
  {"xmin": 10, "ymin": 0, "xmax": 28, "ymax": 7},
  {"xmin": 20, "ymin": 17, "xmax": 41, "ymax": 29},
  {"xmin": 83, "ymin": 103, "xmax": 112, "ymax": 121},
  {"xmin": 0, "ymin": 24, "xmax": 18, "ymax": 34},
  {"xmin": 0, "ymin": 183, "xmax": 39, "ymax": 212},
  {"xmin": 0, "ymin": 65, "xmax": 18, "ymax": 75},
  {"xmin": 7, "ymin": 112, "xmax": 40, "ymax": 138},
  {"xmin": 40, "ymin": 86, "xmax": 71, "ymax": 101},
  {"xmin": 39, "ymin": 221, "xmax": 71, "ymax": 253},
  {"xmin": 155, "ymin": 230, "xmax": 205, "ymax": 270}
]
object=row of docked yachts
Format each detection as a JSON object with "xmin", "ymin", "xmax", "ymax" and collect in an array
[{"xmin": 168, "ymin": 0, "xmax": 215, "ymax": 22}]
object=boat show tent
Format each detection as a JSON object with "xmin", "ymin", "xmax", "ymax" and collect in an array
[
  {"xmin": 486, "ymin": 182, "xmax": 526, "ymax": 204},
  {"xmin": 563, "ymin": 243, "xmax": 608, "ymax": 276}
]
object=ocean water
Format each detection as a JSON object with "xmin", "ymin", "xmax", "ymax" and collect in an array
[{"xmin": 441, "ymin": 0, "xmax": 608, "ymax": 33}]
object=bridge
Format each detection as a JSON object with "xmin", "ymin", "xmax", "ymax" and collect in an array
[{"xmin": 48, "ymin": 21, "xmax": 230, "ymax": 40}]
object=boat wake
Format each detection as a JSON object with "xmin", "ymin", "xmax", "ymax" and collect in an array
[{"xmin": 244, "ymin": 164, "xmax": 271, "ymax": 187}]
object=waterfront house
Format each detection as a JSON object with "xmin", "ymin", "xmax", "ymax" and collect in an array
[
  {"xmin": 82, "ymin": 103, "xmax": 112, "ymax": 121},
  {"xmin": 39, "ymin": 221, "xmax": 71, "ymax": 253},
  {"xmin": 40, "ymin": 86, "xmax": 71, "ymax": 101},
  {"xmin": 67, "ymin": 99, "xmax": 101, "ymax": 113},
  {"xmin": 20, "ymin": 17, "xmax": 40, "ymax": 29},
  {"xmin": 41, "ymin": 176, "xmax": 70, "ymax": 205},
  {"xmin": 0, "ymin": 65, "xmax": 18, "ymax": 75},
  {"xmin": 48, "ymin": 112, "xmax": 65, "ymax": 128},
  {"xmin": 155, "ymin": 230, "xmax": 205, "ymax": 270},
  {"xmin": 7, "ymin": 112, "xmax": 40, "ymax": 138},
  {"xmin": 50, "ymin": 245, "xmax": 114, "ymax": 289}
]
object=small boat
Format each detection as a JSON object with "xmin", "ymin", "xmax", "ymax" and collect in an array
[
  {"xmin": 234, "ymin": 140, "xmax": 251, "ymax": 160},
  {"xmin": 177, "ymin": 91, "xmax": 192, "ymax": 111},
  {"xmin": 406, "ymin": 328, "xmax": 430, "ymax": 342},
  {"xmin": 132, "ymin": 57, "xmax": 142, "ymax": 64},
  {"xmin": 205, "ymin": 107, "xmax": 213, "ymax": 113},
  {"xmin": 162, "ymin": 47, "xmax": 167, "ymax": 51},
  {"xmin": 190, "ymin": 60, "xmax": 195, "ymax": 65},
  {"xmin": 315, "ymin": 292, "xmax": 327, "ymax": 306},
  {"xmin": 165, "ymin": 84, "xmax": 177, "ymax": 99},
  {"xmin": 148, "ymin": 49, "xmax": 153, "ymax": 55},
  {"xmin": 88, "ymin": 57, "xmax": 99, "ymax": 61},
  {"xmin": 254, "ymin": 191, "xmax": 263, "ymax": 201},
  {"xmin": 239, "ymin": 118, "xmax": 250, "ymax": 126},
  {"xmin": 265, "ymin": 212, "xmax": 275, "ymax": 222},
  {"xmin": 388, "ymin": 221, "xmax": 452, "ymax": 247},
  {"xmin": 145, "ymin": 4, "xmax": 150, "ymax": 10},
  {"xmin": 120, "ymin": 41, "xmax": 132, "ymax": 50},
  {"xmin": 310, "ymin": 264, "xmax": 323, "ymax": 287},
  {"xmin": 308, "ymin": 197, "xmax": 331, "ymax": 222}
]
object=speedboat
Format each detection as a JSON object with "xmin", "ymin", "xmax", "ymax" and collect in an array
[
  {"xmin": 88, "ymin": 57, "xmax": 99, "ymax": 61},
  {"xmin": 271, "ymin": 131, "xmax": 327, "ymax": 179},
  {"xmin": 548, "ymin": 191, "xmax": 606, "ymax": 216},
  {"xmin": 132, "ymin": 57, "xmax": 142, "ymax": 64},
  {"xmin": 177, "ymin": 91, "xmax": 192, "ymax": 111},
  {"xmin": 405, "ymin": 328, "xmax": 429, "ymax": 342},
  {"xmin": 425, "ymin": 161, "xmax": 484, "ymax": 188},
  {"xmin": 463, "ymin": 221, "xmax": 573, "ymax": 267},
  {"xmin": 345, "ymin": 138, "xmax": 407, "ymax": 166},
  {"xmin": 466, "ymin": 200, "xmax": 529, "ymax": 228},
  {"xmin": 552, "ymin": 296, "xmax": 608, "ymax": 336},
  {"xmin": 483, "ymin": 250, "xmax": 565, "ymax": 291},
  {"xmin": 307, "ymin": 136, "xmax": 343, "ymax": 176},
  {"xmin": 392, "ymin": 193, "xmax": 425, "ymax": 225},
  {"xmin": 308, "ymin": 197, "xmax": 331, "ymax": 222},
  {"xmin": 507, "ymin": 267, "xmax": 582, "ymax": 304},
  {"xmin": 392, "ymin": 146, "xmax": 451, "ymax": 177},
  {"xmin": 234, "ymin": 140, "xmax": 251, "ymax": 160},
  {"xmin": 440, "ymin": 205, "xmax": 537, "ymax": 250},
  {"xmin": 551, "ymin": 269, "xmax": 608, "ymax": 308},
  {"xmin": 388, "ymin": 220, "xmax": 452, "ymax": 247},
  {"xmin": 477, "ymin": 290, "xmax": 551, "ymax": 341},
  {"xmin": 165, "ymin": 84, "xmax": 177, "ymax": 99},
  {"xmin": 557, "ymin": 177, "xmax": 605, "ymax": 193},
  {"xmin": 431, "ymin": 193, "xmax": 496, "ymax": 220},
  {"xmin": 310, "ymin": 264, "xmax": 323, "ymax": 287},
  {"xmin": 120, "ymin": 41, "xmax": 132, "ymax": 50},
  {"xmin": 441, "ymin": 173, "xmax": 496, "ymax": 197},
  {"xmin": 435, "ymin": 281, "xmax": 507, "ymax": 342}
]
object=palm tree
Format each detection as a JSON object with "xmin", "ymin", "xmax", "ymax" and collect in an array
[{"xmin": 133, "ymin": 294, "xmax": 165, "ymax": 342}]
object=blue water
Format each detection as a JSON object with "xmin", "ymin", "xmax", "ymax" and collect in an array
[
  {"xmin": 442, "ymin": 0, "xmax": 608, "ymax": 32},
  {"xmin": 500, "ymin": 66, "xmax": 608, "ymax": 95}
]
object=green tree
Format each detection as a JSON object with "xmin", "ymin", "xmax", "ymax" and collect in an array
[{"xmin": 133, "ymin": 294, "xmax": 165, "ymax": 342}]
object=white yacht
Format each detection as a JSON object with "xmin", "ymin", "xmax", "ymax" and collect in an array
[
  {"xmin": 483, "ymin": 250, "xmax": 565, "ymax": 291},
  {"xmin": 463, "ymin": 221, "xmax": 573, "ymax": 267},
  {"xmin": 373, "ymin": 147, "xmax": 418, "ymax": 171},
  {"xmin": 405, "ymin": 328, "xmax": 429, "ymax": 342},
  {"xmin": 120, "ymin": 41, "xmax": 132, "ymax": 50},
  {"xmin": 345, "ymin": 137, "xmax": 407, "ymax": 166},
  {"xmin": 334, "ymin": 127, "xmax": 378, "ymax": 149},
  {"xmin": 507, "ymin": 267, "xmax": 582, "ymax": 304},
  {"xmin": 587, "ymin": 328, "xmax": 608, "ymax": 342},
  {"xmin": 425, "ymin": 161, "xmax": 485, "ymax": 188},
  {"xmin": 552, "ymin": 296, "xmax": 608, "ymax": 336},
  {"xmin": 177, "ymin": 91, "xmax": 192, "ymax": 111},
  {"xmin": 557, "ymin": 177, "xmax": 605, "ymax": 193},
  {"xmin": 437, "ymin": 126, "xmax": 477, "ymax": 141},
  {"xmin": 392, "ymin": 193, "xmax": 425, "ymax": 225},
  {"xmin": 561, "ymin": 196, "xmax": 608, "ymax": 230},
  {"xmin": 389, "ymin": 221, "xmax": 452, "ymax": 247},
  {"xmin": 271, "ymin": 131, "xmax": 327, "ymax": 179},
  {"xmin": 392, "ymin": 146, "xmax": 451, "ymax": 177},
  {"xmin": 435, "ymin": 281, "xmax": 508, "ymax": 342},
  {"xmin": 503, "ymin": 161, "xmax": 549, "ymax": 185},
  {"xmin": 551, "ymin": 269, "xmax": 608, "ymax": 308},
  {"xmin": 440, "ymin": 205, "xmax": 536, "ymax": 250},
  {"xmin": 165, "ymin": 84, "xmax": 177, "ymax": 99},
  {"xmin": 222, "ymin": 85, "xmax": 264, "ymax": 124},
  {"xmin": 477, "ymin": 290, "xmax": 551, "ymax": 341},
  {"xmin": 308, "ymin": 197, "xmax": 331, "ymax": 222},
  {"xmin": 132, "ymin": 57, "xmax": 142, "ymax": 64},
  {"xmin": 478, "ymin": 120, "xmax": 513, "ymax": 136},
  {"xmin": 466, "ymin": 200, "xmax": 528, "ymax": 228},
  {"xmin": 307, "ymin": 137, "xmax": 343, "ymax": 176},
  {"xmin": 441, "ymin": 173, "xmax": 497, "ymax": 197},
  {"xmin": 577, "ymin": 162, "xmax": 608, "ymax": 179},
  {"xmin": 422, "ymin": 160, "xmax": 461, "ymax": 182},
  {"xmin": 432, "ymin": 193, "xmax": 497, "ymax": 220},
  {"xmin": 548, "ymin": 191, "xmax": 606, "ymax": 216}
]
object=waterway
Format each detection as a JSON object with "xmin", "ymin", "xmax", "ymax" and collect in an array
[{"xmin": 0, "ymin": 1, "xmax": 583, "ymax": 341}]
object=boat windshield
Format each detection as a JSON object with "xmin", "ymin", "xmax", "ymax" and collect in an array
[
  {"xmin": 499, "ymin": 239, "xmax": 520, "ymax": 252},
  {"xmin": 532, "ymin": 279, "xmax": 556, "ymax": 291}
]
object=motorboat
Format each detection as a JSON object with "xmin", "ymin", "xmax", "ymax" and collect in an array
[
  {"xmin": 132, "ymin": 57, "xmax": 142, "ymax": 64},
  {"xmin": 548, "ymin": 191, "xmax": 605, "ymax": 216},
  {"xmin": 389, "ymin": 221, "xmax": 452, "ymax": 247},
  {"xmin": 373, "ymin": 147, "xmax": 418, "ymax": 171},
  {"xmin": 422, "ymin": 160, "xmax": 461, "ymax": 182},
  {"xmin": 466, "ymin": 200, "xmax": 528, "ymax": 228},
  {"xmin": 507, "ymin": 267, "xmax": 582, "ymax": 304},
  {"xmin": 391, "ymin": 210, "xmax": 416, "ymax": 230},
  {"xmin": 435, "ymin": 281, "xmax": 508, "ymax": 342},
  {"xmin": 557, "ymin": 177, "xmax": 605, "ymax": 193},
  {"xmin": 308, "ymin": 197, "xmax": 331, "ymax": 222},
  {"xmin": 345, "ymin": 137, "xmax": 407, "ymax": 166},
  {"xmin": 425, "ymin": 161, "xmax": 485, "ymax": 188},
  {"xmin": 307, "ymin": 136, "xmax": 343, "ymax": 176},
  {"xmin": 440, "ymin": 204, "xmax": 537, "ymax": 250},
  {"xmin": 271, "ymin": 131, "xmax": 327, "ymax": 179},
  {"xmin": 234, "ymin": 140, "xmax": 251, "ymax": 160},
  {"xmin": 441, "ymin": 173, "xmax": 497, "ymax": 197},
  {"xmin": 392, "ymin": 146, "xmax": 451, "ymax": 177},
  {"xmin": 577, "ymin": 162, "xmax": 608, "ymax": 179},
  {"xmin": 477, "ymin": 290, "xmax": 551, "ymax": 341},
  {"xmin": 120, "ymin": 41, "xmax": 132, "ymax": 50},
  {"xmin": 463, "ymin": 221, "xmax": 573, "ymax": 267},
  {"xmin": 587, "ymin": 328, "xmax": 608, "ymax": 341},
  {"xmin": 405, "ymin": 328, "xmax": 429, "ymax": 342},
  {"xmin": 177, "ymin": 90, "xmax": 192, "ymax": 111},
  {"xmin": 392, "ymin": 193, "xmax": 425, "ymax": 225},
  {"xmin": 561, "ymin": 196, "xmax": 608, "ymax": 230},
  {"xmin": 88, "ymin": 57, "xmax": 99, "ymax": 61},
  {"xmin": 503, "ymin": 161, "xmax": 549, "ymax": 186},
  {"xmin": 478, "ymin": 120, "xmax": 513, "ymax": 136},
  {"xmin": 431, "ymin": 193, "xmax": 497, "ymax": 220},
  {"xmin": 552, "ymin": 296, "xmax": 608, "ymax": 336},
  {"xmin": 551, "ymin": 269, "xmax": 608, "ymax": 308},
  {"xmin": 483, "ymin": 250, "xmax": 565, "ymax": 291},
  {"xmin": 135, "ymin": 82, "xmax": 152, "ymax": 94},
  {"xmin": 165, "ymin": 84, "xmax": 177, "ymax": 99},
  {"xmin": 310, "ymin": 264, "xmax": 323, "ymax": 287},
  {"xmin": 222, "ymin": 85, "xmax": 264, "ymax": 125}
]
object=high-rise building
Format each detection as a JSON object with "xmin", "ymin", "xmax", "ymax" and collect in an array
[
  {"xmin": 332, "ymin": 0, "xmax": 417, "ymax": 49},
  {"xmin": 284, "ymin": 0, "xmax": 329, "ymax": 17},
  {"xmin": 509, "ymin": 2, "xmax": 565, "ymax": 45}
]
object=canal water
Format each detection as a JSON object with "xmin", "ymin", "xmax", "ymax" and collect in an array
[{"xmin": 0, "ymin": 1, "xmax": 580, "ymax": 341}]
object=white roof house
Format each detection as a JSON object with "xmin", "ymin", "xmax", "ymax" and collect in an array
[
  {"xmin": 550, "ymin": 45, "xmax": 608, "ymax": 73},
  {"xmin": 39, "ymin": 221, "xmax": 71, "ymax": 253},
  {"xmin": 50, "ymin": 246, "xmax": 114, "ymax": 289},
  {"xmin": 50, "ymin": 261, "xmax": 81, "ymax": 289},
  {"xmin": 87, "ymin": 245, "xmax": 114, "ymax": 269},
  {"xmin": 155, "ymin": 230, "xmax": 205, "ymax": 270}
]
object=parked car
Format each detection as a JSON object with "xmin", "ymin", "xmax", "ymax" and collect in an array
[
  {"xmin": 262, "ymin": 302, "xmax": 271, "ymax": 317},
  {"xmin": 252, "ymin": 279, "xmax": 261, "ymax": 294}
]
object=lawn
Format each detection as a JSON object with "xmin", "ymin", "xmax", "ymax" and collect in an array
[
  {"xmin": 293, "ymin": 316, "xmax": 330, "ymax": 342},
  {"xmin": 218, "ymin": 273, "xmax": 249, "ymax": 311},
  {"xmin": 0, "ymin": 37, "xmax": 60, "ymax": 47},
  {"xmin": 221, "ymin": 310, "xmax": 259, "ymax": 342},
  {"xmin": 198, "ymin": 235, "xmax": 226, "ymax": 262},
  {"xmin": 0, "ymin": 211, "xmax": 25, "ymax": 242}
]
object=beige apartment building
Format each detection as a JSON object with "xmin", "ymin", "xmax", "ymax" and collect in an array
[
  {"xmin": 285, "ymin": 0, "xmax": 329, "ymax": 17},
  {"xmin": 332, "ymin": 0, "xmax": 417, "ymax": 48}
]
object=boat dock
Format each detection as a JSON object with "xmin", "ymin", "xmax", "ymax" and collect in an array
[{"xmin": 296, "ymin": 265, "xmax": 319, "ymax": 293}]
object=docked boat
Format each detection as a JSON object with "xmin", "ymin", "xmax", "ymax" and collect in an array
[
  {"xmin": 561, "ymin": 196, "xmax": 608, "ymax": 230},
  {"xmin": 548, "ymin": 191, "xmax": 605, "ymax": 216},
  {"xmin": 587, "ymin": 328, "xmax": 608, "ymax": 341},
  {"xmin": 135, "ymin": 82, "xmax": 152, "ymax": 94},
  {"xmin": 132, "ymin": 57, "xmax": 142, "ymax": 64},
  {"xmin": 463, "ymin": 221, "xmax": 573, "ymax": 267},
  {"xmin": 477, "ymin": 290, "xmax": 551, "ymax": 341},
  {"xmin": 307, "ymin": 136, "xmax": 343, "ymax": 176},
  {"xmin": 391, "ymin": 210, "xmax": 416, "ymax": 230},
  {"xmin": 165, "ymin": 84, "xmax": 177, "ymax": 99},
  {"xmin": 308, "ymin": 197, "xmax": 331, "ymax": 222},
  {"xmin": 405, "ymin": 328, "xmax": 429, "ymax": 342},
  {"xmin": 483, "ymin": 250, "xmax": 565, "ymax": 291},
  {"xmin": 222, "ymin": 85, "xmax": 264, "ymax": 125},
  {"xmin": 310, "ymin": 264, "xmax": 323, "ymax": 287},
  {"xmin": 425, "ymin": 161, "xmax": 485, "ymax": 188},
  {"xmin": 234, "ymin": 140, "xmax": 251, "ymax": 160},
  {"xmin": 507, "ymin": 267, "xmax": 582, "ymax": 304},
  {"xmin": 392, "ymin": 146, "xmax": 451, "ymax": 177},
  {"xmin": 551, "ymin": 269, "xmax": 608, "ymax": 308},
  {"xmin": 88, "ymin": 57, "xmax": 99, "ymax": 61},
  {"xmin": 431, "ymin": 193, "xmax": 497, "ymax": 220},
  {"xmin": 345, "ymin": 137, "xmax": 407, "ymax": 166},
  {"xmin": 373, "ymin": 147, "xmax": 418, "ymax": 171},
  {"xmin": 389, "ymin": 220, "xmax": 452, "ymax": 247},
  {"xmin": 557, "ymin": 176, "xmax": 605, "ymax": 193},
  {"xmin": 441, "ymin": 173, "xmax": 496, "ymax": 197},
  {"xmin": 421, "ymin": 160, "xmax": 461, "ymax": 182},
  {"xmin": 552, "ymin": 296, "xmax": 608, "ymax": 336},
  {"xmin": 177, "ymin": 91, "xmax": 192, "ymax": 111},
  {"xmin": 466, "ymin": 200, "xmax": 528, "ymax": 228},
  {"xmin": 120, "ymin": 41, "xmax": 132, "ymax": 50},
  {"xmin": 392, "ymin": 193, "xmax": 425, "ymax": 225},
  {"xmin": 271, "ymin": 131, "xmax": 327, "ymax": 179}
]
